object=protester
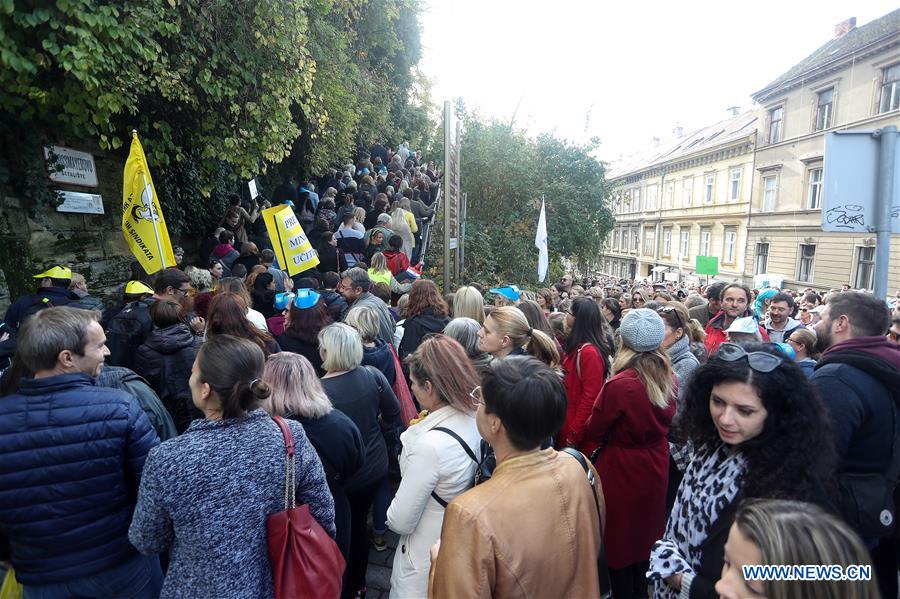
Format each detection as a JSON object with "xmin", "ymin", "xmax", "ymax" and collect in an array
[
  {"xmin": 583, "ymin": 308, "xmax": 675, "ymax": 598},
  {"xmin": 0, "ymin": 307, "xmax": 162, "ymax": 596},
  {"xmin": 249, "ymin": 271, "xmax": 278, "ymax": 320},
  {"xmin": 318, "ymin": 323, "xmax": 401, "ymax": 598},
  {"xmin": 398, "ymin": 279, "xmax": 450, "ymax": 362},
  {"xmin": 763, "ymin": 292, "xmax": 803, "ymax": 343},
  {"xmin": 205, "ymin": 292, "xmax": 280, "ymax": 356},
  {"xmin": 344, "ymin": 305, "xmax": 396, "ymax": 386},
  {"xmin": 67, "ymin": 272, "xmax": 105, "ymax": 311},
  {"xmin": 715, "ymin": 499, "xmax": 877, "ymax": 599},
  {"xmin": 386, "ymin": 335, "xmax": 481, "ymax": 597},
  {"xmin": 658, "ymin": 302, "xmax": 701, "ymax": 399},
  {"xmin": 262, "ymin": 352, "xmax": 364, "ymax": 561},
  {"xmin": 649, "ymin": 342, "xmax": 834, "ymax": 599},
  {"xmin": 705, "ymin": 284, "xmax": 769, "ymax": 354},
  {"xmin": 557, "ymin": 297, "xmax": 611, "ymax": 451},
  {"xmin": 135, "ymin": 299, "xmax": 202, "ymax": 433},
  {"xmin": 601, "ymin": 297, "xmax": 622, "ymax": 331},
  {"xmin": 810, "ymin": 291, "xmax": 900, "ymax": 597},
  {"xmin": 321, "ymin": 271, "xmax": 350, "ymax": 321},
  {"xmin": 216, "ymin": 276, "xmax": 268, "ymax": 332},
  {"xmin": 317, "ymin": 231, "xmax": 349, "ymax": 275},
  {"xmin": 428, "ymin": 356, "xmax": 604, "ymax": 597},
  {"xmin": 477, "ymin": 306, "xmax": 560, "ymax": 368},
  {"xmin": 443, "ymin": 317, "xmax": 493, "ymax": 374},
  {"xmin": 129, "ymin": 335, "xmax": 334, "ymax": 597},
  {"xmin": 688, "ymin": 282, "xmax": 726, "ymax": 329},
  {"xmin": 388, "ymin": 204, "xmax": 415, "ymax": 258},
  {"xmin": 367, "ymin": 252, "xmax": 411, "ymax": 295},
  {"xmin": 452, "ymin": 286, "xmax": 485, "ymax": 323},
  {"xmin": 275, "ymin": 289, "xmax": 333, "ymax": 376},
  {"xmin": 339, "ymin": 267, "xmax": 395, "ymax": 347},
  {"xmin": 786, "ymin": 327, "xmax": 819, "ymax": 376}
]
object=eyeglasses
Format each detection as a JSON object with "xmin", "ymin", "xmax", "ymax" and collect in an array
[
  {"xmin": 716, "ymin": 342, "xmax": 783, "ymax": 373},
  {"xmin": 656, "ymin": 305, "xmax": 683, "ymax": 330},
  {"xmin": 786, "ymin": 337, "xmax": 801, "ymax": 346},
  {"xmin": 469, "ymin": 385, "xmax": 483, "ymax": 406},
  {"xmin": 174, "ymin": 286, "xmax": 196, "ymax": 298}
]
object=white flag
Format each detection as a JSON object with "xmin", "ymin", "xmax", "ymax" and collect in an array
[{"xmin": 535, "ymin": 197, "xmax": 548, "ymax": 282}]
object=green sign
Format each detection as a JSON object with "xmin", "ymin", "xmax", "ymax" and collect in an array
[{"xmin": 696, "ymin": 255, "xmax": 719, "ymax": 276}]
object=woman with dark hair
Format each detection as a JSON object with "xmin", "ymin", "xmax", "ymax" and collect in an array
[
  {"xmin": 316, "ymin": 232, "xmax": 348, "ymax": 275},
  {"xmin": 206, "ymin": 292, "xmax": 279, "ymax": 356},
  {"xmin": 249, "ymin": 272, "xmax": 277, "ymax": 320},
  {"xmin": 398, "ymin": 279, "xmax": 451, "ymax": 362},
  {"xmin": 556, "ymin": 297, "xmax": 611, "ymax": 451},
  {"xmin": 135, "ymin": 300, "xmax": 202, "ymax": 433},
  {"xmin": 216, "ymin": 277, "xmax": 268, "ymax": 333},
  {"xmin": 648, "ymin": 342, "xmax": 835, "ymax": 599},
  {"xmin": 129, "ymin": 335, "xmax": 334, "ymax": 597},
  {"xmin": 535, "ymin": 288, "xmax": 554, "ymax": 317},
  {"xmin": 601, "ymin": 297, "xmax": 622, "ymax": 331},
  {"xmin": 276, "ymin": 291, "xmax": 334, "ymax": 376},
  {"xmin": 208, "ymin": 259, "xmax": 225, "ymax": 290}
]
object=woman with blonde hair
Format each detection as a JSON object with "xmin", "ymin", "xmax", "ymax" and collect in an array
[
  {"xmin": 386, "ymin": 335, "xmax": 482, "ymax": 597},
  {"xmin": 786, "ymin": 327, "xmax": 819, "ymax": 377},
  {"xmin": 262, "ymin": 352, "xmax": 364, "ymax": 560},
  {"xmin": 477, "ymin": 306, "xmax": 560, "ymax": 368},
  {"xmin": 583, "ymin": 309, "xmax": 676, "ymax": 599},
  {"xmin": 388, "ymin": 204, "xmax": 415, "ymax": 259},
  {"xmin": 368, "ymin": 252, "xmax": 411, "ymax": 295},
  {"xmin": 352, "ymin": 206, "xmax": 367, "ymax": 233},
  {"xmin": 453, "ymin": 286, "xmax": 485, "ymax": 324},
  {"xmin": 716, "ymin": 499, "xmax": 877, "ymax": 599}
]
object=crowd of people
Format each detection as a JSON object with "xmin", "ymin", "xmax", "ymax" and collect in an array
[{"xmin": 1, "ymin": 141, "xmax": 900, "ymax": 598}]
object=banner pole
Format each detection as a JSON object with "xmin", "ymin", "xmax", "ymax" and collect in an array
[{"xmin": 140, "ymin": 170, "xmax": 166, "ymax": 271}]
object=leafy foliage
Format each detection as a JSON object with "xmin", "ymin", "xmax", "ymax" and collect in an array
[{"xmin": 455, "ymin": 114, "xmax": 613, "ymax": 286}]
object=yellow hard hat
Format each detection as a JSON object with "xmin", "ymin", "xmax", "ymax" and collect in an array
[
  {"xmin": 125, "ymin": 281, "xmax": 154, "ymax": 295},
  {"xmin": 32, "ymin": 265, "xmax": 72, "ymax": 280}
]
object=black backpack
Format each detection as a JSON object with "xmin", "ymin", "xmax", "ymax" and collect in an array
[{"xmin": 105, "ymin": 298, "xmax": 154, "ymax": 370}]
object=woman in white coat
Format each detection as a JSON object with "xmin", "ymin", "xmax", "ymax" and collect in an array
[{"xmin": 386, "ymin": 334, "xmax": 482, "ymax": 597}]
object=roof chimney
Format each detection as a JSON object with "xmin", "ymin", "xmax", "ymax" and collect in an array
[
  {"xmin": 727, "ymin": 106, "xmax": 740, "ymax": 117},
  {"xmin": 834, "ymin": 17, "xmax": 856, "ymax": 38}
]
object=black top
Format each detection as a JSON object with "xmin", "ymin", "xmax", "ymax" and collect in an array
[{"xmin": 276, "ymin": 333, "xmax": 325, "ymax": 377}]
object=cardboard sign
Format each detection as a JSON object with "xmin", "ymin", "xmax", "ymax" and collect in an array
[
  {"xmin": 695, "ymin": 255, "xmax": 719, "ymax": 276},
  {"xmin": 248, "ymin": 178, "xmax": 259, "ymax": 199},
  {"xmin": 262, "ymin": 204, "xmax": 320, "ymax": 276}
]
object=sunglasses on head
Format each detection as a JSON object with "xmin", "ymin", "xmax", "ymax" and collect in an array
[
  {"xmin": 656, "ymin": 305, "xmax": 683, "ymax": 330},
  {"xmin": 716, "ymin": 342, "xmax": 783, "ymax": 373}
]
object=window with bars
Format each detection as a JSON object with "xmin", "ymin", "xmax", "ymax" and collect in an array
[
  {"xmin": 768, "ymin": 106, "xmax": 784, "ymax": 143},
  {"xmin": 807, "ymin": 168, "xmax": 823, "ymax": 210},
  {"xmin": 880, "ymin": 63, "xmax": 900, "ymax": 114},
  {"xmin": 855, "ymin": 246, "xmax": 875, "ymax": 290},
  {"xmin": 815, "ymin": 88, "xmax": 834, "ymax": 130},
  {"xmin": 723, "ymin": 229, "xmax": 737, "ymax": 263},
  {"xmin": 730, "ymin": 167, "xmax": 742, "ymax": 201},
  {"xmin": 762, "ymin": 175, "xmax": 778, "ymax": 212},
  {"xmin": 755, "ymin": 243, "xmax": 769, "ymax": 275},
  {"xmin": 797, "ymin": 244, "xmax": 816, "ymax": 282}
]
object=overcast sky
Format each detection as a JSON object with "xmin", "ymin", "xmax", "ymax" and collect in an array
[{"xmin": 418, "ymin": 0, "xmax": 899, "ymax": 164}]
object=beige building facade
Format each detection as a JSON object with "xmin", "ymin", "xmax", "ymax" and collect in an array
[
  {"xmin": 603, "ymin": 111, "xmax": 757, "ymax": 285},
  {"xmin": 745, "ymin": 11, "xmax": 900, "ymax": 293}
]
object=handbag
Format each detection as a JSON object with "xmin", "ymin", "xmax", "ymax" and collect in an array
[
  {"xmin": 386, "ymin": 344, "xmax": 420, "ymax": 427},
  {"xmin": 267, "ymin": 416, "xmax": 346, "ymax": 599}
]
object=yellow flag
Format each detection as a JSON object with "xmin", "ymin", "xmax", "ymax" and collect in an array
[
  {"xmin": 122, "ymin": 131, "xmax": 175, "ymax": 274},
  {"xmin": 262, "ymin": 204, "xmax": 320, "ymax": 276}
]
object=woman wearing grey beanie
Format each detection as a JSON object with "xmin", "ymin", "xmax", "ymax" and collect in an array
[{"xmin": 583, "ymin": 308, "xmax": 676, "ymax": 599}]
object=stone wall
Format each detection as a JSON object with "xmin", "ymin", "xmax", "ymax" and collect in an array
[{"xmin": 0, "ymin": 139, "xmax": 133, "ymax": 313}]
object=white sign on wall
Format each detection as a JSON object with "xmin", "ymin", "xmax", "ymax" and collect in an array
[
  {"xmin": 44, "ymin": 146, "xmax": 99, "ymax": 187},
  {"xmin": 56, "ymin": 191, "xmax": 104, "ymax": 215}
]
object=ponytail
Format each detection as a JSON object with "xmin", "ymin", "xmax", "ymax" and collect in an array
[
  {"xmin": 197, "ymin": 335, "xmax": 270, "ymax": 419},
  {"xmin": 527, "ymin": 328, "xmax": 561, "ymax": 369}
]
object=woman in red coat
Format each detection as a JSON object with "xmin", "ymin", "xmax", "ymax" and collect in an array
[
  {"xmin": 557, "ymin": 298, "xmax": 611, "ymax": 452},
  {"xmin": 583, "ymin": 308, "xmax": 676, "ymax": 599}
]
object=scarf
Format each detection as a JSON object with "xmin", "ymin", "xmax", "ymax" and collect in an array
[{"xmin": 648, "ymin": 443, "xmax": 746, "ymax": 599}]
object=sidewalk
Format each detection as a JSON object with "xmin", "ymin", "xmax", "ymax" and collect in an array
[{"xmin": 365, "ymin": 529, "xmax": 399, "ymax": 598}]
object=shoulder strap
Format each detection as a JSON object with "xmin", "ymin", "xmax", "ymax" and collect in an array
[
  {"xmin": 429, "ymin": 426, "xmax": 479, "ymax": 507},
  {"xmin": 561, "ymin": 448, "xmax": 611, "ymax": 596},
  {"xmin": 576, "ymin": 343, "xmax": 588, "ymax": 380},
  {"xmin": 272, "ymin": 416, "xmax": 296, "ymax": 510}
]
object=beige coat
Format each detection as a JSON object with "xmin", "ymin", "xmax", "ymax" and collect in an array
[{"xmin": 429, "ymin": 448, "xmax": 605, "ymax": 598}]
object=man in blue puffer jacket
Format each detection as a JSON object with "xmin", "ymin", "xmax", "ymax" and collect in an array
[{"xmin": 0, "ymin": 306, "xmax": 162, "ymax": 597}]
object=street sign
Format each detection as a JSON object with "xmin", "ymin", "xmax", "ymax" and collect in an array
[
  {"xmin": 822, "ymin": 131, "xmax": 900, "ymax": 234},
  {"xmin": 56, "ymin": 191, "xmax": 104, "ymax": 215}
]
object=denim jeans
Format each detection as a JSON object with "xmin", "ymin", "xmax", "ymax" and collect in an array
[
  {"xmin": 23, "ymin": 553, "xmax": 163, "ymax": 599},
  {"xmin": 371, "ymin": 476, "xmax": 392, "ymax": 535}
]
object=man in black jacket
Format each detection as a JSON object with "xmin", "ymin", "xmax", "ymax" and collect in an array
[
  {"xmin": 688, "ymin": 281, "xmax": 726, "ymax": 329},
  {"xmin": 2, "ymin": 265, "xmax": 78, "ymax": 333},
  {"xmin": 812, "ymin": 291, "xmax": 900, "ymax": 598}
]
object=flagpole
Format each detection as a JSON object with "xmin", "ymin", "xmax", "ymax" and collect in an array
[{"xmin": 134, "ymin": 130, "xmax": 166, "ymax": 270}]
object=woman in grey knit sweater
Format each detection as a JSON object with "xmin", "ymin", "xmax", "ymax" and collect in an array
[{"xmin": 129, "ymin": 335, "xmax": 335, "ymax": 598}]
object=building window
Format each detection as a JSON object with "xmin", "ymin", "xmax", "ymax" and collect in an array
[
  {"xmin": 663, "ymin": 228, "xmax": 672, "ymax": 257},
  {"xmin": 631, "ymin": 229, "xmax": 639, "ymax": 252},
  {"xmin": 762, "ymin": 175, "xmax": 778, "ymax": 212},
  {"xmin": 647, "ymin": 185, "xmax": 658, "ymax": 210},
  {"xmin": 807, "ymin": 168, "xmax": 823, "ymax": 210},
  {"xmin": 880, "ymin": 63, "xmax": 900, "ymax": 113},
  {"xmin": 723, "ymin": 229, "xmax": 737, "ymax": 263},
  {"xmin": 700, "ymin": 229, "xmax": 711, "ymax": 256},
  {"xmin": 797, "ymin": 244, "xmax": 816, "ymax": 282},
  {"xmin": 682, "ymin": 179, "xmax": 693, "ymax": 206},
  {"xmin": 643, "ymin": 229, "xmax": 656, "ymax": 257},
  {"xmin": 815, "ymin": 88, "xmax": 834, "ymax": 131},
  {"xmin": 755, "ymin": 242, "xmax": 769, "ymax": 275},
  {"xmin": 665, "ymin": 182, "xmax": 674, "ymax": 208},
  {"xmin": 680, "ymin": 229, "xmax": 690, "ymax": 260},
  {"xmin": 633, "ymin": 188, "xmax": 641, "ymax": 212},
  {"xmin": 705, "ymin": 174, "xmax": 715, "ymax": 204},
  {"xmin": 729, "ymin": 167, "xmax": 742, "ymax": 201},
  {"xmin": 768, "ymin": 106, "xmax": 783, "ymax": 144},
  {"xmin": 854, "ymin": 246, "xmax": 875, "ymax": 290},
  {"xmin": 612, "ymin": 229, "xmax": 619, "ymax": 251}
]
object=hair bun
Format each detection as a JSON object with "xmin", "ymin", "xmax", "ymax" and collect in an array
[{"xmin": 249, "ymin": 378, "xmax": 272, "ymax": 400}]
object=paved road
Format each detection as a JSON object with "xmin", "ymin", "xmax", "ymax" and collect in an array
[{"xmin": 366, "ymin": 529, "xmax": 400, "ymax": 598}]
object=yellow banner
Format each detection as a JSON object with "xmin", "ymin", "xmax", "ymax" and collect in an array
[
  {"xmin": 122, "ymin": 131, "xmax": 175, "ymax": 274},
  {"xmin": 262, "ymin": 204, "xmax": 320, "ymax": 276}
]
